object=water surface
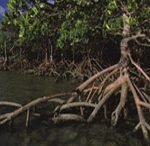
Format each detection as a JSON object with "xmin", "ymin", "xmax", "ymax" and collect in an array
[{"xmin": 0, "ymin": 71, "xmax": 77, "ymax": 103}]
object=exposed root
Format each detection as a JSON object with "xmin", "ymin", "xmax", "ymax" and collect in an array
[
  {"xmin": 0, "ymin": 101, "xmax": 22, "ymax": 108},
  {"xmin": 26, "ymin": 109, "xmax": 30, "ymax": 127},
  {"xmin": 141, "ymin": 91, "xmax": 150, "ymax": 103},
  {"xmin": 127, "ymin": 77, "xmax": 150, "ymax": 142},
  {"xmin": 138, "ymin": 101, "xmax": 150, "ymax": 109},
  {"xmin": 52, "ymin": 113, "xmax": 85, "ymax": 123},
  {"xmin": 48, "ymin": 98, "xmax": 65, "ymax": 104},
  {"xmin": 0, "ymin": 11, "xmax": 150, "ymax": 144},
  {"xmin": 0, "ymin": 93, "xmax": 74, "ymax": 126},
  {"xmin": 76, "ymin": 64, "xmax": 118, "ymax": 92},
  {"xmin": 111, "ymin": 82, "xmax": 128, "ymax": 126},
  {"xmin": 128, "ymin": 53, "xmax": 150, "ymax": 82},
  {"xmin": 87, "ymin": 75, "xmax": 127, "ymax": 122},
  {"xmin": 98, "ymin": 68, "xmax": 119, "ymax": 95},
  {"xmin": 133, "ymin": 82, "xmax": 148, "ymax": 102},
  {"xmin": 60, "ymin": 102, "xmax": 95, "ymax": 111},
  {"xmin": 0, "ymin": 62, "xmax": 150, "ymax": 143}
]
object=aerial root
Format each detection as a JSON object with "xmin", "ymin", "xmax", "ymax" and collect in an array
[
  {"xmin": 26, "ymin": 109, "xmax": 30, "ymax": 127},
  {"xmin": 133, "ymin": 82, "xmax": 148, "ymax": 102},
  {"xmin": 98, "ymin": 68, "xmax": 119, "ymax": 98},
  {"xmin": 0, "ymin": 63, "xmax": 149, "ymax": 143},
  {"xmin": 0, "ymin": 101, "xmax": 22, "ymax": 108},
  {"xmin": 111, "ymin": 82, "xmax": 128, "ymax": 126},
  {"xmin": 134, "ymin": 122, "xmax": 150, "ymax": 132},
  {"xmin": 0, "ymin": 93, "xmax": 74, "ymax": 126},
  {"xmin": 86, "ymin": 82, "xmax": 96, "ymax": 102},
  {"xmin": 128, "ymin": 53, "xmax": 150, "ymax": 82},
  {"xmin": 52, "ymin": 113, "xmax": 85, "ymax": 123},
  {"xmin": 76, "ymin": 64, "xmax": 118, "ymax": 92},
  {"xmin": 138, "ymin": 101, "xmax": 150, "ymax": 109},
  {"xmin": 87, "ymin": 75, "xmax": 127, "ymax": 122},
  {"xmin": 0, "ymin": 65, "xmax": 121, "ymax": 126},
  {"xmin": 141, "ymin": 91, "xmax": 150, "ymax": 103},
  {"xmin": 60, "ymin": 102, "xmax": 95, "ymax": 111},
  {"xmin": 127, "ymin": 77, "xmax": 150, "ymax": 142},
  {"xmin": 48, "ymin": 98, "xmax": 65, "ymax": 104}
]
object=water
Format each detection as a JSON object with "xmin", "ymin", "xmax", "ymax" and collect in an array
[
  {"xmin": 0, "ymin": 71, "xmax": 144, "ymax": 146},
  {"xmin": 0, "ymin": 71, "xmax": 77, "ymax": 103}
]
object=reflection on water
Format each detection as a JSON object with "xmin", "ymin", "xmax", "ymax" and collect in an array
[{"xmin": 0, "ymin": 71, "xmax": 144, "ymax": 146}]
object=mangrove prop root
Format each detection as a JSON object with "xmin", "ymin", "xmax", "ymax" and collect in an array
[
  {"xmin": 0, "ymin": 93, "xmax": 74, "ymax": 125},
  {"xmin": 0, "ymin": 13, "xmax": 150, "ymax": 144},
  {"xmin": 0, "ymin": 60, "xmax": 150, "ymax": 143},
  {"xmin": 0, "ymin": 101, "xmax": 22, "ymax": 108},
  {"xmin": 111, "ymin": 82, "xmax": 128, "ymax": 126},
  {"xmin": 76, "ymin": 64, "xmax": 118, "ymax": 92},
  {"xmin": 52, "ymin": 114, "xmax": 85, "ymax": 123},
  {"xmin": 87, "ymin": 75, "xmax": 127, "ymax": 122},
  {"xmin": 127, "ymin": 77, "xmax": 150, "ymax": 143}
]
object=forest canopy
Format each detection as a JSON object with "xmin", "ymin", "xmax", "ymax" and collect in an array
[{"xmin": 0, "ymin": 0, "xmax": 149, "ymax": 67}]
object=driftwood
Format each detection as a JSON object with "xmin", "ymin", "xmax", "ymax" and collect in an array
[{"xmin": 0, "ymin": 13, "xmax": 150, "ymax": 145}]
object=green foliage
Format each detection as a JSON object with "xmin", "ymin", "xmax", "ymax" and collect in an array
[
  {"xmin": 57, "ymin": 0, "xmax": 106, "ymax": 49},
  {"xmin": 0, "ymin": 30, "xmax": 6, "ymax": 52},
  {"xmin": 57, "ymin": 13, "xmax": 89, "ymax": 48},
  {"xmin": 1, "ymin": 0, "xmax": 60, "ymax": 60},
  {"xmin": 0, "ymin": 0, "xmax": 149, "ymax": 62}
]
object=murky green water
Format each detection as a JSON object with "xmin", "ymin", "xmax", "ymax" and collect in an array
[
  {"xmin": 0, "ymin": 71, "xmax": 144, "ymax": 146},
  {"xmin": 0, "ymin": 71, "xmax": 77, "ymax": 103}
]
